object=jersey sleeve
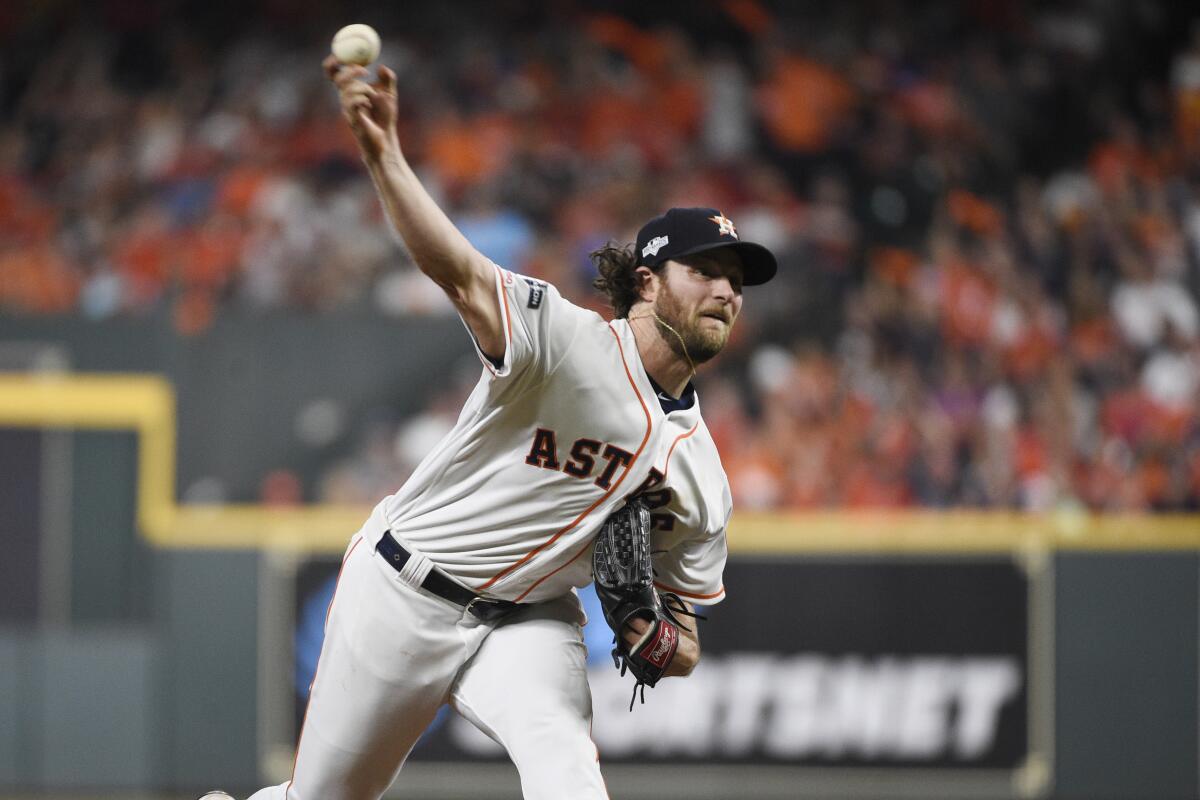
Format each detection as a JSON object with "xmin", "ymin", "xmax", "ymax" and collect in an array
[
  {"xmin": 462, "ymin": 265, "xmax": 585, "ymax": 385},
  {"xmin": 651, "ymin": 520, "xmax": 728, "ymax": 606}
]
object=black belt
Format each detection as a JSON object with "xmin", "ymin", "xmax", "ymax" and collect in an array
[{"xmin": 376, "ymin": 531, "xmax": 520, "ymax": 623}]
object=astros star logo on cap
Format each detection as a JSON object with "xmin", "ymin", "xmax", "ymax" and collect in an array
[{"xmin": 709, "ymin": 213, "xmax": 738, "ymax": 238}]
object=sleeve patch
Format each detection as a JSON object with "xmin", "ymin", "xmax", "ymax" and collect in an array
[{"xmin": 525, "ymin": 278, "xmax": 547, "ymax": 309}]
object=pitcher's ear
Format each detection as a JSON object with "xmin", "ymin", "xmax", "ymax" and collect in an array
[{"xmin": 635, "ymin": 265, "xmax": 658, "ymax": 302}]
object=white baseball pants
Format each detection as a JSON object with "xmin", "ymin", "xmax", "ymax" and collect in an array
[{"xmin": 247, "ymin": 531, "xmax": 608, "ymax": 800}]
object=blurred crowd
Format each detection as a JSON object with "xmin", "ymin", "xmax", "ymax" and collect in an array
[{"xmin": 2, "ymin": 1, "xmax": 1200, "ymax": 511}]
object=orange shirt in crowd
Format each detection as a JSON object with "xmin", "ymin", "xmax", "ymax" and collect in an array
[
  {"xmin": 424, "ymin": 112, "xmax": 515, "ymax": 190},
  {"xmin": 177, "ymin": 215, "xmax": 245, "ymax": 290},
  {"xmin": 946, "ymin": 190, "xmax": 1004, "ymax": 238},
  {"xmin": 0, "ymin": 176, "xmax": 55, "ymax": 242},
  {"xmin": 111, "ymin": 213, "xmax": 173, "ymax": 304},
  {"xmin": 756, "ymin": 55, "xmax": 856, "ymax": 154},
  {"xmin": 0, "ymin": 244, "xmax": 79, "ymax": 313},
  {"xmin": 842, "ymin": 461, "xmax": 912, "ymax": 508},
  {"xmin": 1003, "ymin": 318, "xmax": 1058, "ymax": 380},
  {"xmin": 216, "ymin": 165, "xmax": 271, "ymax": 216},
  {"xmin": 939, "ymin": 260, "xmax": 996, "ymax": 346}
]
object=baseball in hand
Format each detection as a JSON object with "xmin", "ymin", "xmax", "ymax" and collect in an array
[{"xmin": 331, "ymin": 24, "xmax": 381, "ymax": 66}]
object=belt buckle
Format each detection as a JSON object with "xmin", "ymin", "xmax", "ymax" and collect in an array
[
  {"xmin": 465, "ymin": 595, "xmax": 505, "ymax": 621},
  {"xmin": 465, "ymin": 596, "xmax": 492, "ymax": 615}
]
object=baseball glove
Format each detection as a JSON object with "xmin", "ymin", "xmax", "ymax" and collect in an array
[{"xmin": 592, "ymin": 498, "xmax": 700, "ymax": 709}]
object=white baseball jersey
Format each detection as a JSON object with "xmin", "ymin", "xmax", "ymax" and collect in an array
[{"xmin": 373, "ymin": 265, "xmax": 730, "ymax": 605}]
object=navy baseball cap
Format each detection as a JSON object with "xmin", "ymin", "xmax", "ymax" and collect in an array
[{"xmin": 634, "ymin": 207, "xmax": 777, "ymax": 286}]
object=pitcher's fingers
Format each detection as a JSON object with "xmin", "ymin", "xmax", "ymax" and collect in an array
[
  {"xmin": 376, "ymin": 65, "xmax": 397, "ymax": 93},
  {"xmin": 356, "ymin": 108, "xmax": 382, "ymax": 138},
  {"xmin": 323, "ymin": 55, "xmax": 365, "ymax": 83},
  {"xmin": 332, "ymin": 64, "xmax": 369, "ymax": 90},
  {"xmin": 342, "ymin": 82, "xmax": 377, "ymax": 102},
  {"xmin": 342, "ymin": 94, "xmax": 372, "ymax": 116}
]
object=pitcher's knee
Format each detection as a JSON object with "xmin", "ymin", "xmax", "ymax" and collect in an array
[{"xmin": 505, "ymin": 708, "xmax": 597, "ymax": 766}]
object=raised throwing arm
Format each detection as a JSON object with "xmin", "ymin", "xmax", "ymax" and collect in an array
[{"xmin": 324, "ymin": 56, "xmax": 505, "ymax": 360}]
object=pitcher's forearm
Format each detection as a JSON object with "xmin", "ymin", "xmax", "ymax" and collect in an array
[
  {"xmin": 365, "ymin": 150, "xmax": 485, "ymax": 292},
  {"xmin": 327, "ymin": 56, "xmax": 503, "ymax": 356},
  {"xmin": 327, "ymin": 54, "xmax": 475, "ymax": 279},
  {"xmin": 664, "ymin": 622, "xmax": 700, "ymax": 677}
]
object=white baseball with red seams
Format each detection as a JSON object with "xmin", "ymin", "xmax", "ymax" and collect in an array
[
  {"xmin": 330, "ymin": 24, "xmax": 380, "ymax": 66},
  {"xmin": 241, "ymin": 268, "xmax": 731, "ymax": 800}
]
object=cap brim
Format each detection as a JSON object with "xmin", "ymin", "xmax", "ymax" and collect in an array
[{"xmin": 672, "ymin": 241, "xmax": 778, "ymax": 286}]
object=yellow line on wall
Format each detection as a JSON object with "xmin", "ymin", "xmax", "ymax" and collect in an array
[
  {"xmin": 0, "ymin": 373, "xmax": 177, "ymax": 539},
  {"xmin": 2, "ymin": 373, "xmax": 1199, "ymax": 555},
  {"xmin": 728, "ymin": 510, "xmax": 1200, "ymax": 554},
  {"xmin": 171, "ymin": 504, "xmax": 369, "ymax": 550}
]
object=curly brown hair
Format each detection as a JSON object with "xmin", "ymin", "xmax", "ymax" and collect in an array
[{"xmin": 591, "ymin": 242, "xmax": 658, "ymax": 318}]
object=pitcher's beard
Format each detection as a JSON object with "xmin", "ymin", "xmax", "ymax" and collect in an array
[{"xmin": 653, "ymin": 292, "xmax": 728, "ymax": 365}]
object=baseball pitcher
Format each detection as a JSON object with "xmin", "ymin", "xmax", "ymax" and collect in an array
[{"xmin": 203, "ymin": 54, "xmax": 778, "ymax": 800}]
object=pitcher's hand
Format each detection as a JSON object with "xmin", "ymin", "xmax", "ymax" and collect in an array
[{"xmin": 324, "ymin": 55, "xmax": 399, "ymax": 163}]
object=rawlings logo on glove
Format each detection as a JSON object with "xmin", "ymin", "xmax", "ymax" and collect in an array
[
  {"xmin": 592, "ymin": 498, "xmax": 699, "ymax": 709},
  {"xmin": 639, "ymin": 621, "xmax": 678, "ymax": 668}
]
